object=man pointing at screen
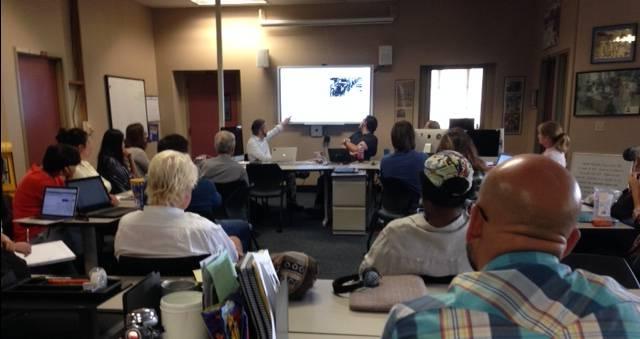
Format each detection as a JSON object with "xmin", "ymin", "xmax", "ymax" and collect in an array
[{"xmin": 247, "ymin": 117, "xmax": 290, "ymax": 162}]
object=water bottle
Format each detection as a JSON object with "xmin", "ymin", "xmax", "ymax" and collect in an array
[{"xmin": 357, "ymin": 144, "xmax": 364, "ymax": 161}]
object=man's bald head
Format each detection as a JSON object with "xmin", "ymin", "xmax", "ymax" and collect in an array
[{"xmin": 467, "ymin": 154, "xmax": 581, "ymax": 269}]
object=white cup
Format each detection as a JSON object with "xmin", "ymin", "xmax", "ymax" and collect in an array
[{"xmin": 160, "ymin": 291, "xmax": 207, "ymax": 339}]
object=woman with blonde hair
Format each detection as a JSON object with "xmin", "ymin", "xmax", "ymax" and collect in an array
[
  {"xmin": 537, "ymin": 121, "xmax": 570, "ymax": 167},
  {"xmin": 114, "ymin": 150, "xmax": 241, "ymax": 261}
]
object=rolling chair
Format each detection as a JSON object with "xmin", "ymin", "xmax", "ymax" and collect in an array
[
  {"xmin": 116, "ymin": 255, "xmax": 209, "ymax": 276},
  {"xmin": 246, "ymin": 163, "xmax": 289, "ymax": 233},
  {"xmin": 215, "ymin": 179, "xmax": 250, "ymax": 221},
  {"xmin": 367, "ymin": 177, "xmax": 420, "ymax": 250},
  {"xmin": 561, "ymin": 253, "xmax": 640, "ymax": 289}
]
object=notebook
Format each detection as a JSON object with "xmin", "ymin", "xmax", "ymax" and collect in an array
[
  {"xmin": 33, "ymin": 187, "xmax": 78, "ymax": 221},
  {"xmin": 271, "ymin": 147, "xmax": 297, "ymax": 163},
  {"xmin": 328, "ymin": 148, "xmax": 352, "ymax": 164},
  {"xmin": 15, "ymin": 240, "xmax": 76, "ymax": 267},
  {"xmin": 67, "ymin": 176, "xmax": 137, "ymax": 218}
]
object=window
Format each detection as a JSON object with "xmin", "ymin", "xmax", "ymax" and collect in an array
[{"xmin": 428, "ymin": 68, "xmax": 484, "ymax": 129}]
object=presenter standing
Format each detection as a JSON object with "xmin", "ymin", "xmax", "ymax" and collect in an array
[{"xmin": 246, "ymin": 117, "xmax": 290, "ymax": 162}]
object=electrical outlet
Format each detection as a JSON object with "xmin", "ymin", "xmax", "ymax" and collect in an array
[{"xmin": 594, "ymin": 121, "xmax": 605, "ymax": 131}]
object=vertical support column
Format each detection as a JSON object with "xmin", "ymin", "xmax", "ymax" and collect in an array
[{"xmin": 215, "ymin": 0, "xmax": 225, "ymax": 130}]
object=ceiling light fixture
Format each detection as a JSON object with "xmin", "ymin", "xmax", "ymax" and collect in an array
[{"xmin": 190, "ymin": 0, "xmax": 266, "ymax": 6}]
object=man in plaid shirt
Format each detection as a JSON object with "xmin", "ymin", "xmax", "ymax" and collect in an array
[{"xmin": 383, "ymin": 154, "xmax": 640, "ymax": 338}]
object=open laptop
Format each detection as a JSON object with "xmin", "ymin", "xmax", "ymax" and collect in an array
[
  {"xmin": 67, "ymin": 176, "xmax": 138, "ymax": 218},
  {"xmin": 328, "ymin": 148, "xmax": 352, "ymax": 164},
  {"xmin": 34, "ymin": 187, "xmax": 78, "ymax": 221},
  {"xmin": 496, "ymin": 153, "xmax": 512, "ymax": 165},
  {"xmin": 271, "ymin": 147, "xmax": 297, "ymax": 163}
]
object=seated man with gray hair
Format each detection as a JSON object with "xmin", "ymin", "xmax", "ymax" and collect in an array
[
  {"xmin": 200, "ymin": 130, "xmax": 248, "ymax": 184},
  {"xmin": 115, "ymin": 150, "xmax": 242, "ymax": 260}
]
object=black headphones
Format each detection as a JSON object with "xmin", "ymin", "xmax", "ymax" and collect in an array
[{"xmin": 332, "ymin": 268, "xmax": 380, "ymax": 294}]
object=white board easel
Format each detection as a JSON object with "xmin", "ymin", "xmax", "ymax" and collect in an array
[{"xmin": 105, "ymin": 75, "xmax": 148, "ymax": 133}]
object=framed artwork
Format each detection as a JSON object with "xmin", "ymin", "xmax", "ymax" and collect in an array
[
  {"xmin": 574, "ymin": 68, "xmax": 640, "ymax": 116},
  {"xmin": 503, "ymin": 77, "xmax": 526, "ymax": 135},
  {"xmin": 591, "ymin": 23, "xmax": 637, "ymax": 64},
  {"xmin": 394, "ymin": 79, "xmax": 415, "ymax": 121},
  {"xmin": 543, "ymin": 0, "xmax": 561, "ymax": 50},
  {"xmin": 2, "ymin": 142, "xmax": 17, "ymax": 194}
]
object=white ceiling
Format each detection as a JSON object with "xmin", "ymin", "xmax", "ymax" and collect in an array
[{"xmin": 134, "ymin": 0, "xmax": 384, "ymax": 7}]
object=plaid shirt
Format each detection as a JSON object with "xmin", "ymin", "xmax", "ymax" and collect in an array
[{"xmin": 382, "ymin": 252, "xmax": 640, "ymax": 338}]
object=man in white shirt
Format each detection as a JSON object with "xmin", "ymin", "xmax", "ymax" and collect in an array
[
  {"xmin": 360, "ymin": 150, "xmax": 475, "ymax": 277},
  {"xmin": 246, "ymin": 117, "xmax": 290, "ymax": 162},
  {"xmin": 115, "ymin": 150, "xmax": 242, "ymax": 261}
]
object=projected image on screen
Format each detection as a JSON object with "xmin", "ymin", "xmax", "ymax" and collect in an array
[{"xmin": 279, "ymin": 66, "xmax": 372, "ymax": 124}]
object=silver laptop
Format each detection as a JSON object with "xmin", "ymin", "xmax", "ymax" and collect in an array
[
  {"xmin": 34, "ymin": 187, "xmax": 78, "ymax": 221},
  {"xmin": 271, "ymin": 147, "xmax": 297, "ymax": 163}
]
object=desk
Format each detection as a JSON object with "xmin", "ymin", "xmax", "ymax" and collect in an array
[{"xmin": 15, "ymin": 198, "xmax": 137, "ymax": 273}]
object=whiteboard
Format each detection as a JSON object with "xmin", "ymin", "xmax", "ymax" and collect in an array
[
  {"xmin": 570, "ymin": 152, "xmax": 632, "ymax": 197},
  {"xmin": 105, "ymin": 75, "xmax": 148, "ymax": 133}
]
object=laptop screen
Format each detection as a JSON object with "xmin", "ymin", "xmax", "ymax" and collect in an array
[
  {"xmin": 41, "ymin": 187, "xmax": 78, "ymax": 217},
  {"xmin": 497, "ymin": 154, "xmax": 512, "ymax": 165},
  {"xmin": 67, "ymin": 176, "xmax": 111, "ymax": 211}
]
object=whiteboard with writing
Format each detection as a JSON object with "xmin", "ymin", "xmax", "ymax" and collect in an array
[
  {"xmin": 105, "ymin": 75, "xmax": 148, "ymax": 133},
  {"xmin": 570, "ymin": 152, "xmax": 632, "ymax": 197}
]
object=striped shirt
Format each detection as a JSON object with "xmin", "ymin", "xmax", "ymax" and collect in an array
[{"xmin": 382, "ymin": 252, "xmax": 640, "ymax": 338}]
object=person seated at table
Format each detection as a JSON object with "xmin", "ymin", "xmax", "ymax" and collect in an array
[
  {"xmin": 612, "ymin": 146, "xmax": 640, "ymax": 227},
  {"xmin": 156, "ymin": 134, "xmax": 251, "ymax": 251},
  {"xmin": 115, "ymin": 150, "xmax": 242, "ymax": 260},
  {"xmin": 97, "ymin": 129, "xmax": 134, "ymax": 194},
  {"xmin": 12, "ymin": 144, "xmax": 81, "ymax": 242},
  {"xmin": 538, "ymin": 120, "xmax": 570, "ymax": 167},
  {"xmin": 382, "ymin": 154, "xmax": 640, "ymax": 338},
  {"xmin": 200, "ymin": 130, "xmax": 248, "ymax": 184},
  {"xmin": 125, "ymin": 122, "xmax": 150, "ymax": 177},
  {"xmin": 246, "ymin": 117, "xmax": 290, "ymax": 162},
  {"xmin": 380, "ymin": 121, "xmax": 427, "ymax": 196},
  {"xmin": 424, "ymin": 120, "xmax": 440, "ymax": 129},
  {"xmin": 56, "ymin": 128, "xmax": 112, "ymax": 192},
  {"xmin": 342, "ymin": 115, "xmax": 378, "ymax": 160},
  {"xmin": 436, "ymin": 127, "xmax": 489, "ymax": 200},
  {"xmin": 360, "ymin": 150, "xmax": 473, "ymax": 277}
]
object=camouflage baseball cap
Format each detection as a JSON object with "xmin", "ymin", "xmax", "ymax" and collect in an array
[{"xmin": 423, "ymin": 150, "xmax": 474, "ymax": 200}]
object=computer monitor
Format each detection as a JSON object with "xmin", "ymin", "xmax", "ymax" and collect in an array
[
  {"xmin": 449, "ymin": 118, "xmax": 474, "ymax": 131},
  {"xmin": 467, "ymin": 129, "xmax": 501, "ymax": 157},
  {"xmin": 415, "ymin": 129, "xmax": 447, "ymax": 154}
]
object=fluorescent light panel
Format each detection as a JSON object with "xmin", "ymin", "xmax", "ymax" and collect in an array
[{"xmin": 190, "ymin": 0, "xmax": 266, "ymax": 5}]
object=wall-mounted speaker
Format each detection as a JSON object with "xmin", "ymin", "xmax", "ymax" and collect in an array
[
  {"xmin": 378, "ymin": 45, "xmax": 392, "ymax": 66},
  {"xmin": 257, "ymin": 49, "xmax": 269, "ymax": 68}
]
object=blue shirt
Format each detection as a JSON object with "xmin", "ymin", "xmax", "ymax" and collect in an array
[
  {"xmin": 383, "ymin": 251, "xmax": 640, "ymax": 338},
  {"xmin": 186, "ymin": 178, "xmax": 222, "ymax": 215},
  {"xmin": 380, "ymin": 150, "xmax": 427, "ymax": 195}
]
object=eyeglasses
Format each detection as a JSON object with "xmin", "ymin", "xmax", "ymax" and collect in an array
[{"xmin": 476, "ymin": 204, "xmax": 489, "ymax": 222}]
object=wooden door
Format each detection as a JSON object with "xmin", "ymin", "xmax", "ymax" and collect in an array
[
  {"xmin": 186, "ymin": 71, "xmax": 219, "ymax": 157},
  {"xmin": 17, "ymin": 54, "xmax": 62, "ymax": 166}
]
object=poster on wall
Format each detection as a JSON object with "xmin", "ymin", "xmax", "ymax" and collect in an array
[
  {"xmin": 503, "ymin": 77, "xmax": 526, "ymax": 135},
  {"xmin": 395, "ymin": 79, "xmax": 415, "ymax": 121},
  {"xmin": 574, "ymin": 68, "xmax": 640, "ymax": 116},
  {"xmin": 543, "ymin": 0, "xmax": 561, "ymax": 50},
  {"xmin": 591, "ymin": 23, "xmax": 637, "ymax": 64}
]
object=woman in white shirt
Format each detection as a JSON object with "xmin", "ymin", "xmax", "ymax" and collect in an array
[
  {"xmin": 537, "ymin": 121, "xmax": 570, "ymax": 167},
  {"xmin": 115, "ymin": 150, "xmax": 242, "ymax": 261},
  {"xmin": 56, "ymin": 128, "xmax": 112, "ymax": 192}
]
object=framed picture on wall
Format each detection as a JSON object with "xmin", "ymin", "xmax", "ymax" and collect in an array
[
  {"xmin": 591, "ymin": 23, "xmax": 637, "ymax": 64},
  {"xmin": 542, "ymin": 0, "xmax": 561, "ymax": 50},
  {"xmin": 503, "ymin": 77, "xmax": 526, "ymax": 135},
  {"xmin": 574, "ymin": 68, "xmax": 640, "ymax": 116},
  {"xmin": 394, "ymin": 79, "xmax": 415, "ymax": 121},
  {"xmin": 2, "ymin": 142, "xmax": 17, "ymax": 194}
]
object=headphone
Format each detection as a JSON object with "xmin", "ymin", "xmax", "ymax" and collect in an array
[{"xmin": 332, "ymin": 268, "xmax": 381, "ymax": 294}]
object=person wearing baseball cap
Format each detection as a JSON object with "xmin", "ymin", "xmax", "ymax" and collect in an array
[
  {"xmin": 359, "ymin": 150, "xmax": 474, "ymax": 277},
  {"xmin": 611, "ymin": 146, "xmax": 640, "ymax": 227}
]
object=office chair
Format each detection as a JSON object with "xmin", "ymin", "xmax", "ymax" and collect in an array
[
  {"xmin": 366, "ymin": 177, "xmax": 420, "ymax": 250},
  {"xmin": 246, "ymin": 163, "xmax": 289, "ymax": 233},
  {"xmin": 116, "ymin": 255, "xmax": 209, "ymax": 276},
  {"xmin": 215, "ymin": 179, "xmax": 250, "ymax": 221},
  {"xmin": 561, "ymin": 253, "xmax": 640, "ymax": 289}
]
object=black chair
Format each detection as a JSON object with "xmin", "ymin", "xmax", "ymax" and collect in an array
[
  {"xmin": 367, "ymin": 177, "xmax": 420, "ymax": 250},
  {"xmin": 561, "ymin": 253, "xmax": 640, "ymax": 289},
  {"xmin": 246, "ymin": 163, "xmax": 288, "ymax": 232},
  {"xmin": 116, "ymin": 255, "xmax": 209, "ymax": 276},
  {"xmin": 215, "ymin": 179, "xmax": 250, "ymax": 220}
]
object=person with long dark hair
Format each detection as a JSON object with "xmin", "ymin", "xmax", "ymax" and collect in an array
[
  {"xmin": 56, "ymin": 128, "xmax": 112, "ymax": 192},
  {"xmin": 97, "ymin": 129, "xmax": 132, "ymax": 194},
  {"xmin": 437, "ymin": 127, "xmax": 489, "ymax": 201},
  {"xmin": 125, "ymin": 123, "xmax": 149, "ymax": 177}
]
